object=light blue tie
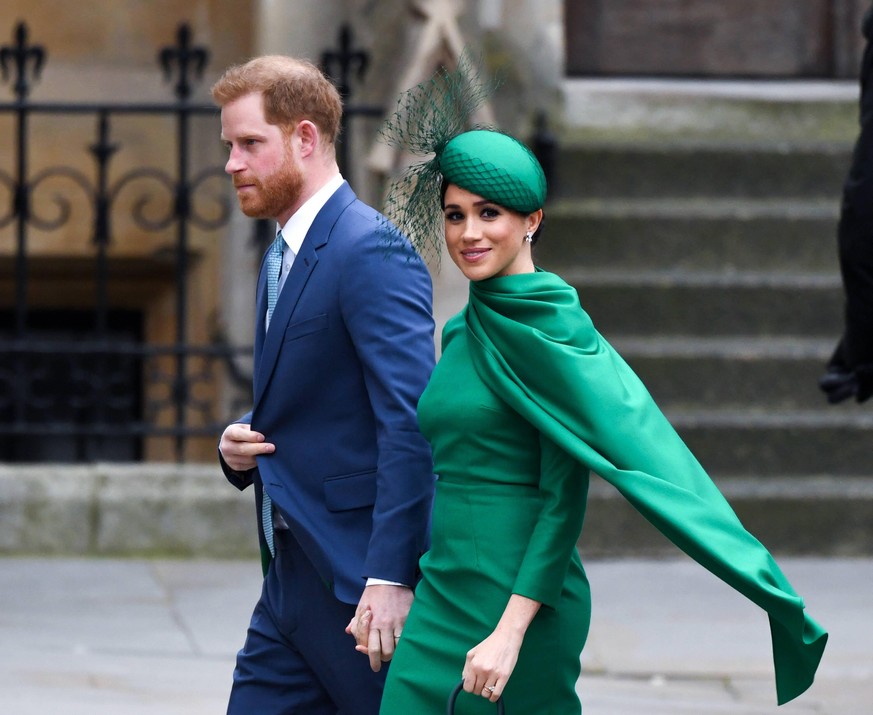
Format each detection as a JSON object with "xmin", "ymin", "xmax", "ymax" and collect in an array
[
  {"xmin": 266, "ymin": 232, "xmax": 285, "ymax": 327},
  {"xmin": 262, "ymin": 231, "xmax": 285, "ymax": 557}
]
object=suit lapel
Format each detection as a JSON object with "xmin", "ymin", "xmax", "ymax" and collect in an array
[
  {"xmin": 253, "ymin": 182, "xmax": 357, "ymax": 406},
  {"xmin": 253, "ymin": 239, "xmax": 318, "ymax": 405}
]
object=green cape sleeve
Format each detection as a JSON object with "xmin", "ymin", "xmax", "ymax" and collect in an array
[{"xmin": 464, "ymin": 270, "xmax": 827, "ymax": 705}]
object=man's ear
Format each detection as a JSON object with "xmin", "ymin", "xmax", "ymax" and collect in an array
[{"xmin": 295, "ymin": 119, "xmax": 319, "ymax": 157}]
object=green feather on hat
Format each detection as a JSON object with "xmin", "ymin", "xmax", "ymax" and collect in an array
[{"xmin": 379, "ymin": 54, "xmax": 547, "ymax": 261}]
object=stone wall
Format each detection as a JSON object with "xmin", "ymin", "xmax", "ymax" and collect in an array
[
  {"xmin": 0, "ymin": 464, "xmax": 257, "ymax": 557},
  {"xmin": 567, "ymin": 0, "xmax": 868, "ymax": 79}
]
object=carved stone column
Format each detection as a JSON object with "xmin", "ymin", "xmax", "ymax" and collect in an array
[{"xmin": 255, "ymin": 0, "xmax": 346, "ymax": 60}]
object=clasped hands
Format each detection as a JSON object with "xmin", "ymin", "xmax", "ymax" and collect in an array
[{"xmin": 346, "ymin": 584, "xmax": 413, "ymax": 672}]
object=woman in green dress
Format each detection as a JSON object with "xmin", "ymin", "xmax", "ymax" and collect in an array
[{"xmin": 349, "ymin": 85, "xmax": 827, "ymax": 713}]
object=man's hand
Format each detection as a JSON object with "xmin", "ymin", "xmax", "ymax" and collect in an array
[
  {"xmin": 346, "ymin": 585, "xmax": 413, "ymax": 672},
  {"xmin": 219, "ymin": 423, "xmax": 275, "ymax": 472}
]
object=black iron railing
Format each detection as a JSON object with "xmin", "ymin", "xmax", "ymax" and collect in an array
[{"xmin": 0, "ymin": 22, "xmax": 379, "ymax": 462}]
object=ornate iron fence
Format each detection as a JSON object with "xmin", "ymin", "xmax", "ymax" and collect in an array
[{"xmin": 0, "ymin": 22, "xmax": 379, "ymax": 462}]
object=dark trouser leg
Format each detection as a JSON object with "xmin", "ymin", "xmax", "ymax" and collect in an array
[
  {"xmin": 822, "ymin": 199, "xmax": 873, "ymax": 401},
  {"xmin": 227, "ymin": 531, "xmax": 387, "ymax": 715}
]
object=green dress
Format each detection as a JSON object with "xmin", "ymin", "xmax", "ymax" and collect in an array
[{"xmin": 380, "ymin": 270, "xmax": 827, "ymax": 714}]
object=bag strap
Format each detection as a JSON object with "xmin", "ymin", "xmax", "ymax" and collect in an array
[{"xmin": 447, "ymin": 680, "xmax": 505, "ymax": 714}]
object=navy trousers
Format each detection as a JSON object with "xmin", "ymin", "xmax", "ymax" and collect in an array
[{"xmin": 227, "ymin": 530, "xmax": 387, "ymax": 715}]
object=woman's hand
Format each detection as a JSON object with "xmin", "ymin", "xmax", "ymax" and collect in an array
[
  {"xmin": 461, "ymin": 594, "xmax": 541, "ymax": 703},
  {"xmin": 345, "ymin": 608, "xmax": 371, "ymax": 651},
  {"xmin": 462, "ymin": 628, "xmax": 522, "ymax": 703}
]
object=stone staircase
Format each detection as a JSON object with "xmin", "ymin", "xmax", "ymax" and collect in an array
[{"xmin": 546, "ymin": 80, "xmax": 873, "ymax": 557}]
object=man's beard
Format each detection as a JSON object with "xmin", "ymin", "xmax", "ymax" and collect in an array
[{"xmin": 235, "ymin": 157, "xmax": 305, "ymax": 220}]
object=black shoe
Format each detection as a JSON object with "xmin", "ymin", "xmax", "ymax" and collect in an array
[
  {"xmin": 818, "ymin": 368, "xmax": 859, "ymax": 404},
  {"xmin": 855, "ymin": 364, "xmax": 873, "ymax": 403}
]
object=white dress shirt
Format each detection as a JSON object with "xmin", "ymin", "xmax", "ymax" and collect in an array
[{"xmin": 275, "ymin": 172, "xmax": 345, "ymax": 292}]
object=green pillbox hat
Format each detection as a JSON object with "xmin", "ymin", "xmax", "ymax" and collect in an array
[{"xmin": 438, "ymin": 130, "xmax": 547, "ymax": 214}]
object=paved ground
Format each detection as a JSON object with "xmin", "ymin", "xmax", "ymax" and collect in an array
[{"xmin": 0, "ymin": 556, "xmax": 869, "ymax": 714}]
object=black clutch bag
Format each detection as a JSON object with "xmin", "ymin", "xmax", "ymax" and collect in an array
[{"xmin": 447, "ymin": 680, "xmax": 505, "ymax": 714}]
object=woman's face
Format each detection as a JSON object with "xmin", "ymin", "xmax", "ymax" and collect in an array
[{"xmin": 442, "ymin": 184, "xmax": 540, "ymax": 281}]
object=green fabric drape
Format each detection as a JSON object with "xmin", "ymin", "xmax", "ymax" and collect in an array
[{"xmin": 464, "ymin": 269, "xmax": 827, "ymax": 705}]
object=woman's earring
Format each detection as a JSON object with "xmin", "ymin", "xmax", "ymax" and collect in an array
[{"xmin": 524, "ymin": 232, "xmax": 533, "ymax": 244}]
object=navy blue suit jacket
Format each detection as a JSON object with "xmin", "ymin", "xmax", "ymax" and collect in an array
[{"xmin": 223, "ymin": 182, "xmax": 436, "ymax": 604}]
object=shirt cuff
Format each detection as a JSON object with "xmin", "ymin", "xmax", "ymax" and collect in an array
[{"xmin": 365, "ymin": 578, "xmax": 409, "ymax": 587}]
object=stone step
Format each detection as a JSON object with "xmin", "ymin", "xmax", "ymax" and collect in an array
[
  {"xmin": 550, "ymin": 140, "xmax": 852, "ymax": 200},
  {"xmin": 0, "ymin": 465, "xmax": 258, "ymax": 559},
  {"xmin": 560, "ymin": 269, "xmax": 843, "ymax": 337},
  {"xmin": 581, "ymin": 474, "xmax": 873, "ymax": 557},
  {"xmin": 665, "ymin": 409, "xmax": 873, "ymax": 477},
  {"xmin": 549, "ymin": 80, "xmax": 871, "ymax": 555},
  {"xmin": 561, "ymin": 78, "xmax": 858, "ymax": 144},
  {"xmin": 539, "ymin": 198, "xmax": 839, "ymax": 273},
  {"xmin": 611, "ymin": 336, "xmax": 837, "ymax": 411}
]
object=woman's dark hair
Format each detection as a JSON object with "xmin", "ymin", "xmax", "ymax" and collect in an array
[{"xmin": 440, "ymin": 178, "xmax": 545, "ymax": 245}]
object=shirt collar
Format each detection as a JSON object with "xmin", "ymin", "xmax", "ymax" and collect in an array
[{"xmin": 278, "ymin": 173, "xmax": 346, "ymax": 254}]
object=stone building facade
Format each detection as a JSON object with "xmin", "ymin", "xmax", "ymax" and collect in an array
[{"xmin": 0, "ymin": 0, "xmax": 865, "ymax": 462}]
